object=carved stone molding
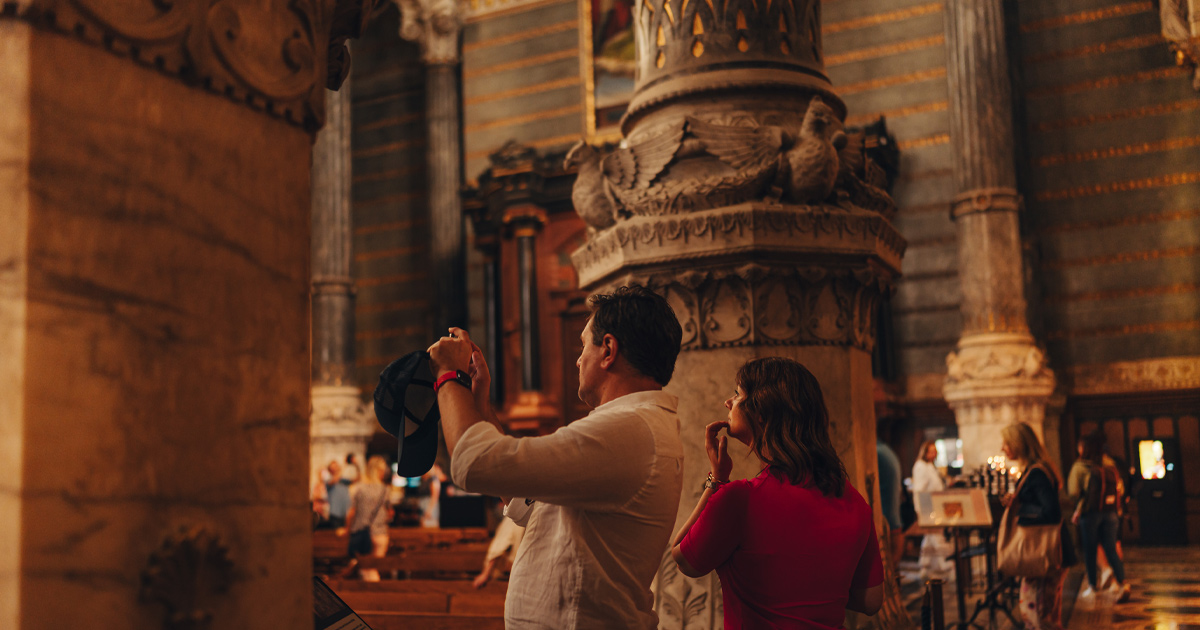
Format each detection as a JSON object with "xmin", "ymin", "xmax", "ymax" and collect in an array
[
  {"xmin": 571, "ymin": 203, "xmax": 906, "ymax": 289},
  {"xmin": 393, "ymin": 0, "xmax": 463, "ymax": 64},
  {"xmin": 603, "ymin": 261, "xmax": 892, "ymax": 352},
  {"xmin": 1067, "ymin": 356, "xmax": 1200, "ymax": 396},
  {"xmin": 950, "ymin": 186, "xmax": 1021, "ymax": 219},
  {"xmin": 5, "ymin": 0, "xmax": 382, "ymax": 131},
  {"xmin": 140, "ymin": 525, "xmax": 234, "ymax": 630}
]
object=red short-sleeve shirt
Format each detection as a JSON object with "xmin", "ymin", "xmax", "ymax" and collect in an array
[{"xmin": 678, "ymin": 470, "xmax": 884, "ymax": 630}]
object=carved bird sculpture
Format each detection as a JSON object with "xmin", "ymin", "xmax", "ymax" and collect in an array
[
  {"xmin": 835, "ymin": 128, "xmax": 897, "ymax": 216},
  {"xmin": 784, "ymin": 97, "xmax": 847, "ymax": 204},
  {"xmin": 564, "ymin": 140, "xmax": 617, "ymax": 231}
]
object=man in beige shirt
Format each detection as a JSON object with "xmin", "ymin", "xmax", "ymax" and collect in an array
[{"xmin": 428, "ymin": 286, "xmax": 684, "ymax": 629}]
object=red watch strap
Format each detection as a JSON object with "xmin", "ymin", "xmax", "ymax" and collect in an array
[{"xmin": 433, "ymin": 371, "xmax": 458, "ymax": 394}]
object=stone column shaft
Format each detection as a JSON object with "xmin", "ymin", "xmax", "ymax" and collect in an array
[
  {"xmin": 515, "ymin": 227, "xmax": 541, "ymax": 391},
  {"xmin": 427, "ymin": 63, "xmax": 467, "ymax": 331},
  {"xmin": 943, "ymin": 0, "xmax": 1055, "ymax": 470},
  {"xmin": 310, "ymin": 82, "xmax": 375, "ymax": 493},
  {"xmin": 312, "ymin": 84, "xmax": 356, "ymax": 386}
]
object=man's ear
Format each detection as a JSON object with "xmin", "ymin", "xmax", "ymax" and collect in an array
[{"xmin": 600, "ymin": 334, "xmax": 619, "ymax": 369}]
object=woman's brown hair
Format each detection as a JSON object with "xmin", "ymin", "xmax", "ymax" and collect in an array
[{"xmin": 736, "ymin": 357, "xmax": 848, "ymax": 497}]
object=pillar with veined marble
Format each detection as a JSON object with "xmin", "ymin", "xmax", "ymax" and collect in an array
[
  {"xmin": 567, "ymin": 0, "xmax": 910, "ymax": 627},
  {"xmin": 941, "ymin": 0, "xmax": 1057, "ymax": 471},
  {"xmin": 0, "ymin": 2, "xmax": 375, "ymax": 629}
]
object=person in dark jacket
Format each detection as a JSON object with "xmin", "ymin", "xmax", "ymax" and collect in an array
[{"xmin": 1000, "ymin": 423, "xmax": 1065, "ymax": 630}]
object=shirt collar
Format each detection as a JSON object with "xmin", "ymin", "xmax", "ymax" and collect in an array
[{"xmin": 590, "ymin": 389, "xmax": 678, "ymax": 415}]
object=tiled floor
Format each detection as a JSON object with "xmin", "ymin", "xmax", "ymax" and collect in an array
[{"xmin": 898, "ymin": 545, "xmax": 1200, "ymax": 629}]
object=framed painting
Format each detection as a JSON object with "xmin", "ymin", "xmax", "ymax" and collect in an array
[{"xmin": 579, "ymin": 0, "xmax": 637, "ymax": 142}]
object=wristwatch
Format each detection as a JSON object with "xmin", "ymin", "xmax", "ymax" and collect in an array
[
  {"xmin": 434, "ymin": 369, "xmax": 472, "ymax": 394},
  {"xmin": 701, "ymin": 473, "xmax": 728, "ymax": 492}
]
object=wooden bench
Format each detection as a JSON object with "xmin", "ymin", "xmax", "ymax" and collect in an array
[
  {"xmin": 326, "ymin": 578, "xmax": 506, "ymax": 629},
  {"xmin": 356, "ymin": 547, "xmax": 489, "ymax": 578},
  {"xmin": 358, "ymin": 612, "xmax": 504, "ymax": 630},
  {"xmin": 314, "ymin": 527, "xmax": 490, "ymax": 575},
  {"xmin": 327, "ymin": 579, "xmax": 507, "ymax": 615}
]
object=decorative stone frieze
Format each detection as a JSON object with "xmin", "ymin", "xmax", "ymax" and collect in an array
[
  {"xmin": 1068, "ymin": 356, "xmax": 1200, "ymax": 396},
  {"xmin": 6, "ymin": 0, "xmax": 382, "ymax": 130}
]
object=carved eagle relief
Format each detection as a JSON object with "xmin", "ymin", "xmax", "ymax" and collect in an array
[{"xmin": 567, "ymin": 98, "xmax": 879, "ymax": 225}]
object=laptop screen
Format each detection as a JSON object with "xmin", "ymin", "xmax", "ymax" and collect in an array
[{"xmin": 313, "ymin": 577, "xmax": 374, "ymax": 630}]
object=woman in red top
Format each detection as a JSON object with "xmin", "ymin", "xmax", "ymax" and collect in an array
[{"xmin": 671, "ymin": 357, "xmax": 884, "ymax": 629}]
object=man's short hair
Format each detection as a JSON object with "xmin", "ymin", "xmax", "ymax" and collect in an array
[{"xmin": 587, "ymin": 285, "xmax": 683, "ymax": 386}]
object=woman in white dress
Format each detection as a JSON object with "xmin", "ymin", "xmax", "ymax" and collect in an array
[{"xmin": 912, "ymin": 440, "xmax": 954, "ymax": 579}]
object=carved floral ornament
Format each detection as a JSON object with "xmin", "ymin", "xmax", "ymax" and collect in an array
[
  {"xmin": 140, "ymin": 525, "xmax": 234, "ymax": 630},
  {"xmin": 5, "ymin": 0, "xmax": 386, "ymax": 131}
]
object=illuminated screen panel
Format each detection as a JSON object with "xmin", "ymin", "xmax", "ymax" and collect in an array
[{"xmin": 1138, "ymin": 440, "xmax": 1166, "ymax": 480}]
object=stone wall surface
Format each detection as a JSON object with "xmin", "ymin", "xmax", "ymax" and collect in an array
[
  {"xmin": 351, "ymin": 5, "xmax": 434, "ymax": 386},
  {"xmin": 1, "ymin": 26, "xmax": 313, "ymax": 630},
  {"xmin": 1014, "ymin": 0, "xmax": 1200, "ymax": 380},
  {"xmin": 461, "ymin": 0, "xmax": 584, "ymax": 180}
]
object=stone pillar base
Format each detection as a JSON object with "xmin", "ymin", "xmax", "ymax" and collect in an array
[
  {"xmin": 311, "ymin": 385, "xmax": 377, "ymax": 487},
  {"xmin": 944, "ymin": 333, "xmax": 1056, "ymax": 470}
]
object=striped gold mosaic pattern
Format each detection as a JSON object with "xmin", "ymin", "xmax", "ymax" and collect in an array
[
  {"xmin": 460, "ymin": 0, "xmax": 583, "ymax": 181},
  {"xmin": 351, "ymin": 6, "xmax": 434, "ymax": 382},
  {"xmin": 822, "ymin": 0, "xmax": 958, "ymax": 376},
  {"xmin": 1018, "ymin": 0, "xmax": 1200, "ymax": 367}
]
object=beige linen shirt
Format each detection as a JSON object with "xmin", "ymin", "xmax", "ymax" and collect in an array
[{"xmin": 451, "ymin": 391, "xmax": 684, "ymax": 630}]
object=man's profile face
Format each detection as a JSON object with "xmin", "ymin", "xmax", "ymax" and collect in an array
[{"xmin": 576, "ymin": 317, "xmax": 603, "ymax": 408}]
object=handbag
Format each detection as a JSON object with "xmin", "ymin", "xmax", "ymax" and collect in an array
[
  {"xmin": 347, "ymin": 488, "xmax": 388, "ymax": 557},
  {"xmin": 997, "ymin": 462, "xmax": 1062, "ymax": 578}
]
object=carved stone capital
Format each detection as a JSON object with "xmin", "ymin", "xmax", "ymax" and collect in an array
[
  {"xmin": 393, "ymin": 0, "xmax": 463, "ymax": 64},
  {"xmin": 8, "ymin": 0, "xmax": 382, "ymax": 131},
  {"xmin": 600, "ymin": 262, "xmax": 892, "ymax": 352},
  {"xmin": 950, "ymin": 186, "xmax": 1022, "ymax": 219}
]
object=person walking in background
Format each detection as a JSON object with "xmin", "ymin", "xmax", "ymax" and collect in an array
[
  {"xmin": 912, "ymin": 440, "xmax": 954, "ymax": 581},
  {"xmin": 326, "ymin": 460, "xmax": 351, "ymax": 528},
  {"xmin": 339, "ymin": 455, "xmax": 393, "ymax": 581},
  {"xmin": 670, "ymin": 357, "xmax": 883, "ymax": 628},
  {"xmin": 1000, "ymin": 423, "xmax": 1066, "ymax": 630},
  {"xmin": 1069, "ymin": 433, "xmax": 1130, "ymax": 602},
  {"xmin": 876, "ymin": 429, "xmax": 905, "ymax": 570}
]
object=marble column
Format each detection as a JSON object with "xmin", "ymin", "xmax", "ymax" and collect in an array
[
  {"xmin": 311, "ymin": 82, "xmax": 375, "ymax": 491},
  {"xmin": 568, "ymin": 0, "xmax": 908, "ymax": 626},
  {"xmin": 942, "ymin": 0, "xmax": 1055, "ymax": 470},
  {"xmin": 0, "ymin": 3, "xmax": 373, "ymax": 629},
  {"xmin": 395, "ymin": 0, "xmax": 467, "ymax": 332},
  {"xmin": 511, "ymin": 213, "xmax": 544, "ymax": 392}
]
